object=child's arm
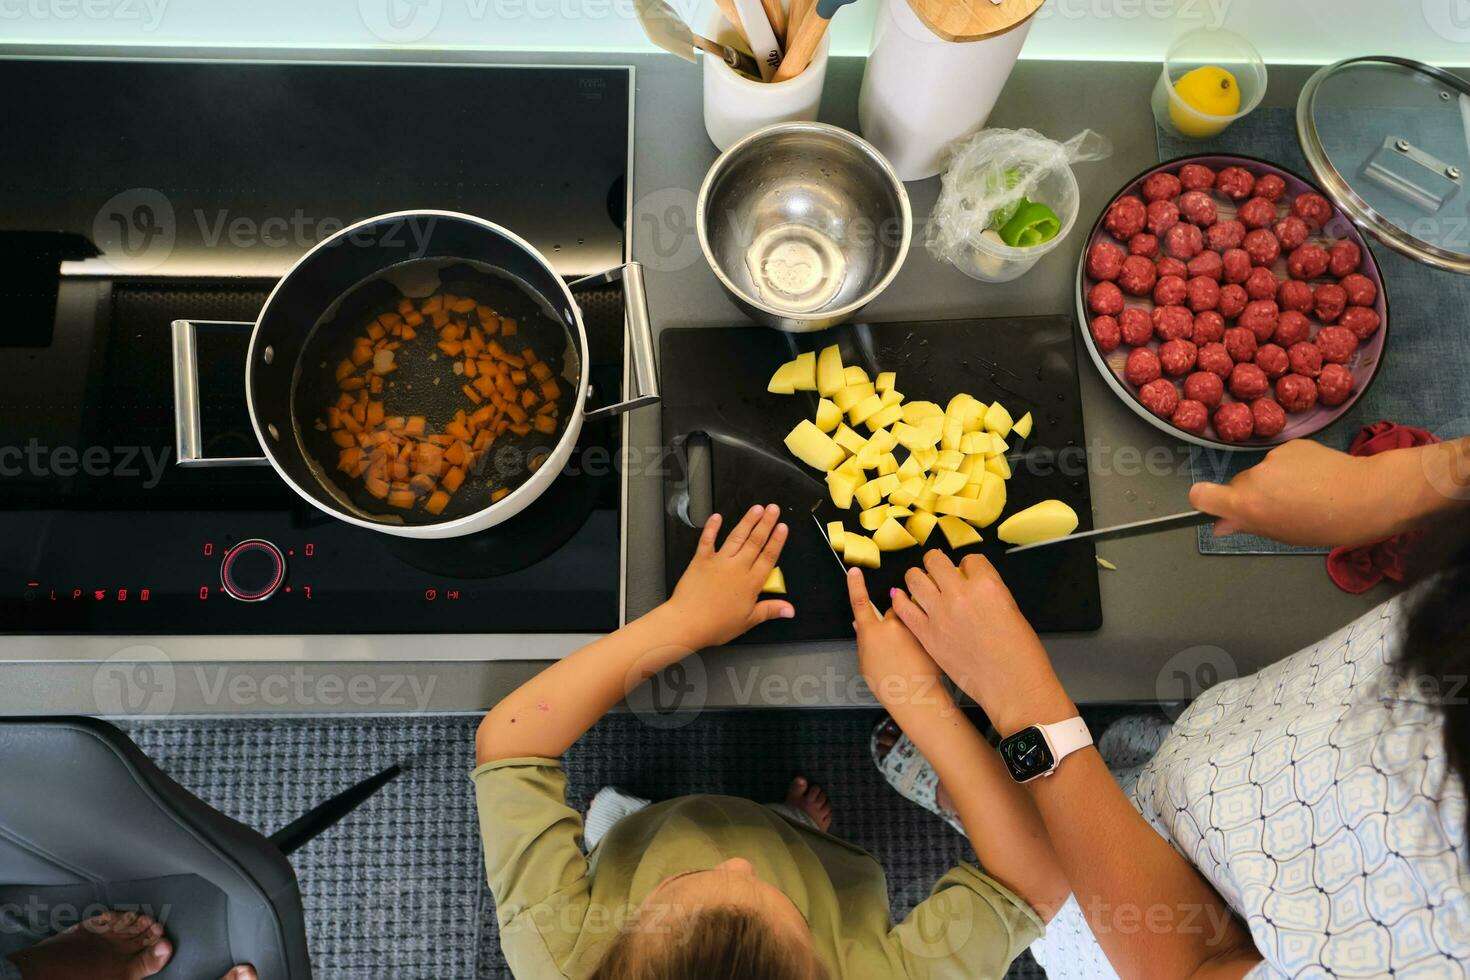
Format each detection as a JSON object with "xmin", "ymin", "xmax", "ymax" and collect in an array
[
  {"xmin": 847, "ymin": 568, "xmax": 1070, "ymax": 923},
  {"xmin": 477, "ymin": 504, "xmax": 792, "ymax": 764}
]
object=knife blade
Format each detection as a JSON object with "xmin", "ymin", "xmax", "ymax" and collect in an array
[
  {"xmin": 1004, "ymin": 510, "xmax": 1212, "ymax": 554},
  {"xmin": 810, "ymin": 507, "xmax": 848, "ymax": 576}
]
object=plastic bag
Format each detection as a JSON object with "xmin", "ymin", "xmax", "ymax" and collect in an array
[{"xmin": 925, "ymin": 128, "xmax": 1112, "ymax": 280}]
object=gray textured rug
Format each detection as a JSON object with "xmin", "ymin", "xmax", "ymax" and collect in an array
[{"xmin": 121, "ymin": 711, "xmax": 1044, "ymax": 980}]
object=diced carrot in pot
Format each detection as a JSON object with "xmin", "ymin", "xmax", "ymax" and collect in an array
[
  {"xmin": 443, "ymin": 466, "xmax": 465, "ymax": 492},
  {"xmin": 425, "ymin": 490, "xmax": 451, "ymax": 515}
]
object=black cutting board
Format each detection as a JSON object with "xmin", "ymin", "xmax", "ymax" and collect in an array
[{"xmin": 660, "ymin": 316, "xmax": 1102, "ymax": 643}]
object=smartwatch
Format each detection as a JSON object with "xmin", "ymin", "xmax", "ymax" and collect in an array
[{"xmin": 997, "ymin": 717, "xmax": 1092, "ymax": 783}]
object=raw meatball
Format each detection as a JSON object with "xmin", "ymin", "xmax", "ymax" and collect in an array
[
  {"xmin": 1088, "ymin": 280, "xmax": 1124, "ymax": 316},
  {"xmin": 1218, "ymin": 283, "xmax": 1249, "ymax": 318},
  {"xmin": 1224, "ymin": 326, "xmax": 1258, "ymax": 364},
  {"xmin": 1143, "ymin": 171, "xmax": 1183, "ymax": 202},
  {"xmin": 1245, "ymin": 267, "xmax": 1279, "ymax": 301},
  {"xmin": 1255, "ymin": 174, "xmax": 1287, "ymax": 201},
  {"xmin": 1317, "ymin": 363, "xmax": 1356, "ymax": 407},
  {"xmin": 1339, "ymin": 305, "xmax": 1381, "ymax": 340},
  {"xmin": 1192, "ymin": 310, "xmax": 1226, "ymax": 344},
  {"xmin": 1274, "ymin": 310, "xmax": 1312, "ymax": 347},
  {"xmin": 1243, "ymin": 228, "xmax": 1281, "ymax": 266},
  {"xmin": 1287, "ymin": 341, "xmax": 1323, "ymax": 378},
  {"xmin": 1277, "ymin": 279, "xmax": 1314, "ymax": 313},
  {"xmin": 1277, "ymin": 373, "xmax": 1319, "ymax": 413},
  {"xmin": 1215, "ymin": 166, "xmax": 1256, "ymax": 201},
  {"xmin": 1197, "ymin": 342, "xmax": 1234, "ymax": 378},
  {"xmin": 1171, "ymin": 399, "xmax": 1209, "ymax": 434},
  {"xmin": 1086, "ymin": 240, "xmax": 1125, "ymax": 281},
  {"xmin": 1118, "ymin": 255, "xmax": 1158, "ymax": 296},
  {"xmin": 1179, "ymin": 163, "xmax": 1216, "ymax": 190},
  {"xmin": 1287, "ymin": 244, "xmax": 1330, "ymax": 280},
  {"xmin": 1187, "ymin": 250, "xmax": 1224, "ymax": 281},
  {"xmin": 1229, "ymin": 362, "xmax": 1270, "ymax": 401},
  {"xmin": 1090, "ymin": 315, "xmax": 1122, "ymax": 353},
  {"xmin": 1164, "ymin": 222, "xmax": 1205, "ymax": 260},
  {"xmin": 1340, "ymin": 273, "xmax": 1377, "ymax": 307},
  {"xmin": 1178, "ymin": 190, "xmax": 1218, "ymax": 226},
  {"xmin": 1155, "ymin": 256, "xmax": 1189, "ymax": 280},
  {"xmin": 1124, "ymin": 347, "xmax": 1162, "ymax": 386},
  {"xmin": 1153, "ymin": 274, "xmax": 1188, "ymax": 306},
  {"xmin": 1251, "ymin": 398, "xmax": 1288, "ymax": 438},
  {"xmin": 1129, "ymin": 233, "xmax": 1159, "ymax": 258},
  {"xmin": 1105, "ymin": 196, "xmax": 1148, "ymax": 239},
  {"xmin": 1315, "ymin": 324, "xmax": 1359, "ymax": 364},
  {"xmin": 1160, "ymin": 338, "xmax": 1199, "ymax": 376},
  {"xmin": 1292, "ymin": 191, "xmax": 1334, "ymax": 228},
  {"xmin": 1186, "ymin": 275, "xmax": 1220, "ymax": 312},
  {"xmin": 1238, "ymin": 197, "xmax": 1277, "ymax": 229},
  {"xmin": 1273, "ymin": 215, "xmax": 1310, "ymax": 250},
  {"xmin": 1184, "ymin": 370, "xmax": 1225, "ymax": 407},
  {"xmin": 1139, "ymin": 377, "xmax": 1180, "ymax": 418},
  {"xmin": 1213, "ymin": 402, "xmax": 1255, "ymax": 443},
  {"xmin": 1207, "ymin": 219, "xmax": 1247, "ymax": 251},
  {"xmin": 1221, "ymin": 248, "xmax": 1252, "ymax": 283},
  {"xmin": 1313, "ymin": 283, "xmax": 1347, "ymax": 323},
  {"xmin": 1239, "ymin": 300, "xmax": 1280, "ymax": 343},
  {"xmin": 1255, "ymin": 342, "xmax": 1290, "ymax": 379},
  {"xmin": 1119, "ymin": 307, "xmax": 1154, "ymax": 346},
  {"xmin": 1328, "ymin": 239, "xmax": 1361, "ymax": 277},
  {"xmin": 1153, "ymin": 305, "xmax": 1195, "ymax": 342},
  {"xmin": 1147, "ymin": 199, "xmax": 1181, "ymax": 236}
]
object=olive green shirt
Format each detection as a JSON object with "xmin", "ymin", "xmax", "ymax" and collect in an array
[{"xmin": 472, "ymin": 757, "xmax": 1043, "ymax": 979}]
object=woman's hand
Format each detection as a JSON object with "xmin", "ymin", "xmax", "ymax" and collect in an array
[
  {"xmin": 891, "ymin": 551, "xmax": 1073, "ymax": 734},
  {"xmin": 1190, "ymin": 438, "xmax": 1467, "ymax": 548},
  {"xmin": 845, "ymin": 568, "xmax": 951, "ymax": 717},
  {"xmin": 664, "ymin": 504, "xmax": 794, "ymax": 650}
]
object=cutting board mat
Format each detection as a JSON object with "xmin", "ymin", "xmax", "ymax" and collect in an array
[{"xmin": 661, "ymin": 316, "xmax": 1102, "ymax": 643}]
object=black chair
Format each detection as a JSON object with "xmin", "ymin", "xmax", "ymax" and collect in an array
[{"xmin": 0, "ymin": 717, "xmax": 400, "ymax": 979}]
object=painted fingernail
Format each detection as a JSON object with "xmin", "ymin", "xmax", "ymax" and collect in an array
[{"xmin": 889, "ymin": 587, "xmax": 899, "ymax": 598}]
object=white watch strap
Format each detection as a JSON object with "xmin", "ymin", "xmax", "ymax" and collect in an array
[{"xmin": 1039, "ymin": 717, "xmax": 1093, "ymax": 768}]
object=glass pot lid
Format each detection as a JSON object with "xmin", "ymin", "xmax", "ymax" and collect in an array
[{"xmin": 1298, "ymin": 56, "xmax": 1470, "ymax": 274}]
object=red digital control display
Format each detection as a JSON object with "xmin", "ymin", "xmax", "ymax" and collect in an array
[{"xmin": 220, "ymin": 539, "xmax": 287, "ymax": 602}]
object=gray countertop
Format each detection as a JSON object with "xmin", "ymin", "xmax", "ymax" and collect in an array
[{"xmin": 0, "ymin": 47, "xmax": 1381, "ymax": 716}]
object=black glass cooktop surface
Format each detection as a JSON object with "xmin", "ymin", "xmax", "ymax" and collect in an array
[{"xmin": 0, "ymin": 59, "xmax": 632, "ymax": 634}]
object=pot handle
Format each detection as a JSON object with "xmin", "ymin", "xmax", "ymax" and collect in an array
[
  {"xmin": 171, "ymin": 318, "xmax": 271, "ymax": 468},
  {"xmin": 569, "ymin": 261, "xmax": 661, "ymax": 420}
]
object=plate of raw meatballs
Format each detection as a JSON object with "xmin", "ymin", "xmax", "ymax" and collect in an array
[{"xmin": 1076, "ymin": 154, "xmax": 1389, "ymax": 450}]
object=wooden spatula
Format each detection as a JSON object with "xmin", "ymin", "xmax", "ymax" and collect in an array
[{"xmin": 773, "ymin": 0, "xmax": 855, "ymax": 81}]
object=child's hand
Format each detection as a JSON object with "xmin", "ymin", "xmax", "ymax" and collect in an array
[
  {"xmin": 665, "ymin": 504, "xmax": 794, "ymax": 650},
  {"xmin": 846, "ymin": 568, "xmax": 952, "ymax": 718}
]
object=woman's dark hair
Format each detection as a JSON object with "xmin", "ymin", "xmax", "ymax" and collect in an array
[{"xmin": 589, "ymin": 905, "xmax": 828, "ymax": 980}]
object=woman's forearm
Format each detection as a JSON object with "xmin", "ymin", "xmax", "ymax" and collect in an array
[{"xmin": 1386, "ymin": 435, "xmax": 1470, "ymax": 536}]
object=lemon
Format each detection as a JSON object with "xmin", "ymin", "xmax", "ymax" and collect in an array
[{"xmin": 1170, "ymin": 65, "xmax": 1240, "ymax": 138}]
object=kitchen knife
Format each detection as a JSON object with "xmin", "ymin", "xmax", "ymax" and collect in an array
[
  {"xmin": 1003, "ymin": 510, "xmax": 1212, "ymax": 554},
  {"xmin": 810, "ymin": 507, "xmax": 848, "ymax": 577}
]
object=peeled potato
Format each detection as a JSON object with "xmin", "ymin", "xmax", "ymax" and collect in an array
[
  {"xmin": 937, "ymin": 515, "xmax": 982, "ymax": 548},
  {"xmin": 929, "ymin": 470, "xmax": 968, "ymax": 496},
  {"xmin": 843, "ymin": 365, "xmax": 870, "ymax": 387},
  {"xmin": 815, "ymin": 398, "xmax": 842, "ymax": 433},
  {"xmin": 875, "ymin": 371, "xmax": 896, "ymax": 393},
  {"xmin": 996, "ymin": 499, "xmax": 1079, "ymax": 545},
  {"xmin": 761, "ymin": 566, "xmax": 787, "ymax": 594},
  {"xmin": 859, "ymin": 505, "xmax": 889, "ymax": 531},
  {"xmin": 828, "ymin": 468, "xmax": 861, "ymax": 509},
  {"xmin": 790, "ymin": 351, "xmax": 817, "ymax": 391},
  {"xmin": 874, "ymin": 517, "xmax": 919, "ymax": 551},
  {"xmin": 832, "ymin": 382, "xmax": 874, "ymax": 413},
  {"xmin": 905, "ymin": 510, "xmax": 938, "ymax": 545},
  {"xmin": 843, "ymin": 532, "xmax": 881, "ymax": 569},
  {"xmin": 767, "ymin": 360, "xmax": 797, "ymax": 394},
  {"xmin": 785, "ymin": 420, "xmax": 845, "ymax": 471},
  {"xmin": 826, "ymin": 521, "xmax": 846, "ymax": 551},
  {"xmin": 984, "ymin": 454, "xmax": 1011, "ymax": 480},
  {"xmin": 854, "ymin": 479, "xmax": 884, "ymax": 511},
  {"xmin": 1012, "ymin": 411, "xmax": 1033, "ymax": 440},
  {"xmin": 833, "ymin": 424, "xmax": 867, "ymax": 455},
  {"xmin": 983, "ymin": 401, "xmax": 1014, "ymax": 438},
  {"xmin": 866, "ymin": 403, "xmax": 904, "ymax": 432},
  {"xmin": 817, "ymin": 345, "xmax": 844, "ymax": 396}
]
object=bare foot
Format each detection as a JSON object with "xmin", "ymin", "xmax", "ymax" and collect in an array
[
  {"xmin": 876, "ymin": 719, "xmax": 958, "ymax": 819},
  {"xmin": 6, "ymin": 912, "xmax": 258, "ymax": 980},
  {"xmin": 785, "ymin": 775, "xmax": 834, "ymax": 833}
]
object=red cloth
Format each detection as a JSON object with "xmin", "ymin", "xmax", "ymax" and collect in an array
[{"xmin": 1325, "ymin": 422, "xmax": 1440, "ymax": 594}]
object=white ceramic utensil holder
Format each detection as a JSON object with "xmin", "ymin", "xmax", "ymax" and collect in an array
[{"xmin": 702, "ymin": 12, "xmax": 830, "ymax": 152}]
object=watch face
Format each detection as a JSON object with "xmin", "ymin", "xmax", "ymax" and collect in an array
[{"xmin": 1000, "ymin": 727, "xmax": 1056, "ymax": 782}]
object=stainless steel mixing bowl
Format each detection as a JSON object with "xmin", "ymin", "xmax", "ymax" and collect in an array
[{"xmin": 696, "ymin": 122, "xmax": 912, "ymax": 332}]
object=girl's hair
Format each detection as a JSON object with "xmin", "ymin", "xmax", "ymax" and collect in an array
[{"xmin": 589, "ymin": 905, "xmax": 829, "ymax": 980}]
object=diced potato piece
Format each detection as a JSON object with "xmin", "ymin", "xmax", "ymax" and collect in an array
[
  {"xmin": 879, "ymin": 388, "xmax": 903, "ymax": 408},
  {"xmin": 957, "ymin": 484, "xmax": 982, "ymax": 499},
  {"xmin": 937, "ymin": 489, "xmax": 1002, "ymax": 528},
  {"xmin": 761, "ymin": 566, "xmax": 787, "ymax": 593},
  {"xmin": 960, "ymin": 431, "xmax": 990, "ymax": 455},
  {"xmin": 877, "ymin": 452, "xmax": 899, "ymax": 477},
  {"xmin": 893, "ymin": 421, "xmax": 940, "ymax": 453},
  {"xmin": 983, "ymin": 401, "xmax": 1014, "ymax": 438},
  {"xmin": 875, "ymin": 371, "xmax": 897, "ymax": 394},
  {"xmin": 827, "ymin": 468, "xmax": 863, "ymax": 510},
  {"xmin": 957, "ymin": 454, "xmax": 980, "ymax": 477},
  {"xmin": 843, "ymin": 532, "xmax": 881, "ymax": 569},
  {"xmin": 901, "ymin": 400, "xmax": 943, "ymax": 423},
  {"xmin": 886, "ymin": 504, "xmax": 913, "ymax": 518},
  {"xmin": 854, "ymin": 479, "xmax": 885, "ymax": 511},
  {"xmin": 962, "ymin": 397, "xmax": 987, "ymax": 433},
  {"xmin": 817, "ymin": 344, "xmax": 844, "ymax": 397},
  {"xmin": 997, "ymin": 499, "xmax": 1080, "ymax": 545},
  {"xmin": 826, "ymin": 521, "xmax": 846, "ymax": 551},
  {"xmin": 767, "ymin": 360, "xmax": 797, "ymax": 394},
  {"xmin": 785, "ymin": 420, "xmax": 846, "ymax": 471},
  {"xmin": 989, "ymin": 436, "xmax": 1009, "ymax": 457},
  {"xmin": 897, "ymin": 455, "xmax": 924, "ymax": 480},
  {"xmin": 974, "ymin": 472, "xmax": 1007, "ymax": 526},
  {"xmin": 937, "ymin": 515, "xmax": 982, "ymax": 548},
  {"xmin": 859, "ymin": 505, "xmax": 889, "ymax": 531},
  {"xmin": 874, "ymin": 517, "xmax": 919, "ymax": 551},
  {"xmin": 843, "ymin": 365, "xmax": 870, "ymax": 386},
  {"xmin": 890, "ymin": 476, "xmax": 924, "ymax": 507},
  {"xmin": 833, "ymin": 424, "xmax": 867, "ymax": 455},
  {"xmin": 934, "ymin": 449, "xmax": 964, "ymax": 472},
  {"xmin": 914, "ymin": 487, "xmax": 940, "ymax": 512},
  {"xmin": 906, "ymin": 510, "xmax": 938, "ymax": 545},
  {"xmin": 790, "ymin": 351, "xmax": 817, "ymax": 391},
  {"xmin": 868, "ymin": 428, "xmax": 898, "ymax": 454},
  {"xmin": 871, "ymin": 473, "xmax": 901, "ymax": 498},
  {"xmin": 855, "ymin": 440, "xmax": 884, "ymax": 470},
  {"xmin": 929, "ymin": 470, "xmax": 968, "ymax": 496},
  {"xmin": 833, "ymin": 383, "xmax": 874, "ymax": 413},
  {"xmin": 848, "ymin": 393, "xmax": 884, "ymax": 427},
  {"xmin": 866, "ymin": 403, "xmax": 904, "ymax": 432},
  {"xmin": 815, "ymin": 398, "xmax": 842, "ymax": 433},
  {"xmin": 984, "ymin": 454, "xmax": 1012, "ymax": 480},
  {"xmin": 1012, "ymin": 411, "xmax": 1034, "ymax": 440}
]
